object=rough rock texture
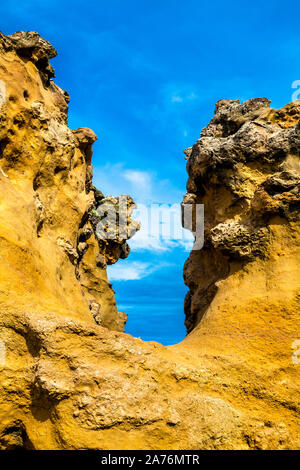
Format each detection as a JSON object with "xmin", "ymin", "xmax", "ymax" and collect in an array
[
  {"xmin": 0, "ymin": 32, "xmax": 299, "ymax": 450},
  {"xmin": 183, "ymin": 97, "xmax": 300, "ymax": 332},
  {"xmin": 0, "ymin": 31, "xmax": 137, "ymax": 334}
]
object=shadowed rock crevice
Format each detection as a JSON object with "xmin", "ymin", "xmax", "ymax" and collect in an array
[{"xmin": 0, "ymin": 420, "xmax": 35, "ymax": 450}]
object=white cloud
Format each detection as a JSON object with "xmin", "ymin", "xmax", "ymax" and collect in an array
[
  {"xmin": 93, "ymin": 164, "xmax": 195, "ymax": 253},
  {"xmin": 107, "ymin": 260, "xmax": 171, "ymax": 281},
  {"xmin": 123, "ymin": 169, "xmax": 151, "ymax": 190},
  {"xmin": 128, "ymin": 233, "xmax": 176, "ymax": 252},
  {"xmin": 171, "ymin": 95, "xmax": 183, "ymax": 103},
  {"xmin": 93, "ymin": 163, "xmax": 182, "ymax": 205},
  {"xmin": 167, "ymin": 85, "xmax": 199, "ymax": 104},
  {"xmin": 107, "ymin": 261, "xmax": 151, "ymax": 281},
  {"xmin": 170, "ymin": 91, "xmax": 198, "ymax": 103},
  {"xmin": 128, "ymin": 233, "xmax": 193, "ymax": 253},
  {"xmin": 128, "ymin": 202, "xmax": 195, "ymax": 253},
  {"xmin": 187, "ymin": 92, "xmax": 198, "ymax": 101}
]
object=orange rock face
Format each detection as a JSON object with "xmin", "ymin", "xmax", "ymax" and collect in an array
[
  {"xmin": 0, "ymin": 31, "xmax": 137, "ymax": 333},
  {"xmin": 0, "ymin": 32, "xmax": 299, "ymax": 450}
]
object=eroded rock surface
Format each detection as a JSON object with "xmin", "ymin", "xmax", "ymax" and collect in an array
[
  {"xmin": 0, "ymin": 31, "xmax": 137, "ymax": 334},
  {"xmin": 183, "ymin": 97, "xmax": 300, "ymax": 332},
  {"xmin": 0, "ymin": 32, "xmax": 299, "ymax": 450}
]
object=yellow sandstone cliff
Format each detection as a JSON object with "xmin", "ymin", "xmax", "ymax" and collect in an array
[{"xmin": 0, "ymin": 32, "xmax": 299, "ymax": 450}]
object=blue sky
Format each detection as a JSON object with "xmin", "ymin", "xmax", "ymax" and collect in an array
[{"xmin": 2, "ymin": 0, "xmax": 300, "ymax": 344}]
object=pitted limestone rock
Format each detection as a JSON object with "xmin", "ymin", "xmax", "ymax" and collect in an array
[
  {"xmin": 210, "ymin": 222, "xmax": 269, "ymax": 260},
  {"xmin": 0, "ymin": 32, "xmax": 299, "ymax": 451},
  {"xmin": 183, "ymin": 97, "xmax": 300, "ymax": 331}
]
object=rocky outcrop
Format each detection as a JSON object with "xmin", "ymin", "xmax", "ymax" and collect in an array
[
  {"xmin": 0, "ymin": 31, "xmax": 58, "ymax": 86},
  {"xmin": 183, "ymin": 97, "xmax": 300, "ymax": 332},
  {"xmin": 0, "ymin": 31, "xmax": 137, "ymax": 333},
  {"xmin": 0, "ymin": 32, "xmax": 299, "ymax": 450}
]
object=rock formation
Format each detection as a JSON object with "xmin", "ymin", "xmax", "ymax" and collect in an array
[
  {"xmin": 0, "ymin": 30, "xmax": 138, "ymax": 334},
  {"xmin": 183, "ymin": 97, "xmax": 300, "ymax": 333},
  {"xmin": 0, "ymin": 32, "xmax": 299, "ymax": 450}
]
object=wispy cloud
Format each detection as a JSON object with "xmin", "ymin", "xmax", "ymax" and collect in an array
[
  {"xmin": 171, "ymin": 95, "xmax": 183, "ymax": 103},
  {"xmin": 123, "ymin": 169, "xmax": 151, "ymax": 187},
  {"xmin": 130, "ymin": 81, "xmax": 201, "ymax": 141},
  {"xmin": 128, "ymin": 233, "xmax": 193, "ymax": 253},
  {"xmin": 170, "ymin": 89, "xmax": 198, "ymax": 104},
  {"xmin": 93, "ymin": 163, "xmax": 183, "ymax": 205},
  {"xmin": 93, "ymin": 163, "xmax": 194, "ymax": 253},
  {"xmin": 107, "ymin": 260, "xmax": 171, "ymax": 281},
  {"xmin": 108, "ymin": 261, "xmax": 151, "ymax": 281},
  {"xmin": 128, "ymin": 202, "xmax": 194, "ymax": 253}
]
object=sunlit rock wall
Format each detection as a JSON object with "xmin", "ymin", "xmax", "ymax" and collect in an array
[{"xmin": 0, "ymin": 32, "xmax": 299, "ymax": 450}]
